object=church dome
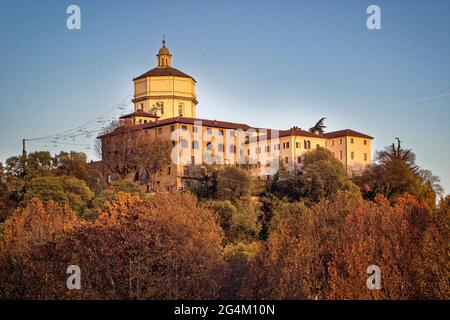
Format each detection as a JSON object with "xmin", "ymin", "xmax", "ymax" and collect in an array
[{"xmin": 158, "ymin": 46, "xmax": 170, "ymax": 55}]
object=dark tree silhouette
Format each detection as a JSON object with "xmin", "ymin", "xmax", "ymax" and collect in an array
[{"xmin": 309, "ymin": 117, "xmax": 326, "ymax": 134}]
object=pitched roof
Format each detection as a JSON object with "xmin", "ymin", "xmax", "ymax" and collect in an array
[
  {"xmin": 322, "ymin": 129, "xmax": 373, "ymax": 140},
  {"xmin": 119, "ymin": 111, "xmax": 160, "ymax": 119},
  {"xmin": 133, "ymin": 67, "xmax": 195, "ymax": 81}
]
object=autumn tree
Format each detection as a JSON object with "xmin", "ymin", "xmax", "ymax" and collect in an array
[
  {"xmin": 0, "ymin": 199, "xmax": 80, "ymax": 299},
  {"xmin": 0, "ymin": 193, "xmax": 226, "ymax": 299},
  {"xmin": 241, "ymin": 191, "xmax": 364, "ymax": 299},
  {"xmin": 328, "ymin": 194, "xmax": 434, "ymax": 299}
]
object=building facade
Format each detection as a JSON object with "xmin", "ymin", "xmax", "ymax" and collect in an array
[{"xmin": 99, "ymin": 41, "xmax": 373, "ymax": 192}]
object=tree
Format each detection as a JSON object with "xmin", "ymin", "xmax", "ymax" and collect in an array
[
  {"xmin": 353, "ymin": 139, "xmax": 441, "ymax": 206},
  {"xmin": 19, "ymin": 176, "xmax": 94, "ymax": 215},
  {"xmin": 241, "ymin": 191, "xmax": 363, "ymax": 299},
  {"xmin": 270, "ymin": 147, "xmax": 351, "ymax": 204},
  {"xmin": 216, "ymin": 166, "xmax": 252, "ymax": 200},
  {"xmin": 53, "ymin": 151, "xmax": 104, "ymax": 193},
  {"xmin": 309, "ymin": 117, "xmax": 326, "ymax": 134},
  {"xmin": 328, "ymin": 194, "xmax": 433, "ymax": 299},
  {"xmin": 0, "ymin": 199, "xmax": 80, "ymax": 299},
  {"xmin": 0, "ymin": 193, "xmax": 226, "ymax": 299},
  {"xmin": 100, "ymin": 125, "xmax": 141, "ymax": 180},
  {"xmin": 138, "ymin": 139, "xmax": 172, "ymax": 191}
]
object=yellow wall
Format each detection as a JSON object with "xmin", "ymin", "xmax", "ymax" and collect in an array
[{"xmin": 133, "ymin": 76, "xmax": 197, "ymax": 119}]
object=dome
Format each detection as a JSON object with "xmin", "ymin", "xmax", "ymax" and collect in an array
[{"xmin": 158, "ymin": 46, "xmax": 170, "ymax": 55}]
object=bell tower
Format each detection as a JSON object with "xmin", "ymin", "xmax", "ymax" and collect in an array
[{"xmin": 157, "ymin": 36, "xmax": 172, "ymax": 67}]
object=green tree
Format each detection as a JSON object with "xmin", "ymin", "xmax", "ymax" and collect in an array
[
  {"xmin": 216, "ymin": 166, "xmax": 252, "ymax": 200},
  {"xmin": 20, "ymin": 176, "xmax": 94, "ymax": 214},
  {"xmin": 354, "ymin": 139, "xmax": 441, "ymax": 207}
]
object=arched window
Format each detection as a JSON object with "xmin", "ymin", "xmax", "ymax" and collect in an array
[
  {"xmin": 218, "ymin": 143, "xmax": 224, "ymax": 152},
  {"xmin": 206, "ymin": 142, "xmax": 213, "ymax": 151},
  {"xmin": 230, "ymin": 144, "xmax": 236, "ymax": 153},
  {"xmin": 181, "ymin": 139, "xmax": 188, "ymax": 148},
  {"xmin": 192, "ymin": 140, "xmax": 199, "ymax": 149}
]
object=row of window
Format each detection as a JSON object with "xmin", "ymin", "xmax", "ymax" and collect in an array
[
  {"xmin": 332, "ymin": 151, "xmax": 368, "ymax": 161},
  {"xmin": 329, "ymin": 138, "xmax": 368, "ymax": 147}
]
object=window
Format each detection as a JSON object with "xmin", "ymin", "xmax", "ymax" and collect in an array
[
  {"xmin": 171, "ymin": 141, "xmax": 176, "ymax": 147},
  {"xmin": 364, "ymin": 140, "xmax": 367, "ymax": 145},
  {"xmin": 158, "ymin": 128, "xmax": 163, "ymax": 134},
  {"xmin": 286, "ymin": 142, "xmax": 290, "ymax": 149},
  {"xmin": 219, "ymin": 129, "xmax": 224, "ymax": 136},
  {"xmin": 192, "ymin": 140, "xmax": 199, "ymax": 149},
  {"xmin": 297, "ymin": 157, "xmax": 302, "ymax": 164},
  {"xmin": 191, "ymin": 156, "xmax": 195, "ymax": 165},
  {"xmin": 206, "ymin": 142, "xmax": 212, "ymax": 151},
  {"xmin": 351, "ymin": 151, "xmax": 354, "ymax": 160},
  {"xmin": 339, "ymin": 151, "xmax": 343, "ymax": 160},
  {"xmin": 193, "ymin": 126, "xmax": 198, "ymax": 133},
  {"xmin": 340, "ymin": 138, "xmax": 342, "ymax": 145},
  {"xmin": 316, "ymin": 144, "xmax": 320, "ymax": 149},
  {"xmin": 140, "ymin": 103, "xmax": 144, "ymax": 110},
  {"xmin": 168, "ymin": 166, "xmax": 171, "ymax": 175},
  {"xmin": 304, "ymin": 140, "xmax": 307, "ymax": 149},
  {"xmin": 170, "ymin": 125, "xmax": 175, "ymax": 132},
  {"xmin": 350, "ymin": 138, "xmax": 354, "ymax": 144},
  {"xmin": 178, "ymin": 104, "xmax": 184, "ymax": 116},
  {"xmin": 296, "ymin": 142, "xmax": 300, "ymax": 148},
  {"xmin": 332, "ymin": 140, "xmax": 335, "ymax": 147},
  {"xmin": 157, "ymin": 102, "xmax": 164, "ymax": 114},
  {"xmin": 218, "ymin": 143, "xmax": 224, "ymax": 152},
  {"xmin": 206, "ymin": 128, "xmax": 212, "ymax": 134},
  {"xmin": 285, "ymin": 157, "xmax": 289, "ymax": 164},
  {"xmin": 182, "ymin": 125, "xmax": 188, "ymax": 132},
  {"xmin": 181, "ymin": 139, "xmax": 188, "ymax": 148},
  {"xmin": 230, "ymin": 144, "xmax": 236, "ymax": 153},
  {"xmin": 229, "ymin": 130, "xmax": 235, "ymax": 137},
  {"xmin": 265, "ymin": 146, "xmax": 270, "ymax": 152},
  {"xmin": 364, "ymin": 153, "xmax": 368, "ymax": 161},
  {"xmin": 283, "ymin": 142, "xmax": 286, "ymax": 149}
]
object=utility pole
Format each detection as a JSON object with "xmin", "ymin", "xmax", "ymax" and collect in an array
[{"xmin": 22, "ymin": 139, "xmax": 27, "ymax": 157}]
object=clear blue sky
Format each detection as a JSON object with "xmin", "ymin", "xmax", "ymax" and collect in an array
[{"xmin": 0, "ymin": 0, "xmax": 449, "ymax": 193}]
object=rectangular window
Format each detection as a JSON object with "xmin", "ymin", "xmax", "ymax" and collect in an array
[
  {"xmin": 286, "ymin": 142, "xmax": 290, "ymax": 149},
  {"xmin": 350, "ymin": 138, "xmax": 354, "ymax": 144},
  {"xmin": 283, "ymin": 142, "xmax": 286, "ymax": 149},
  {"xmin": 178, "ymin": 104, "xmax": 184, "ymax": 116},
  {"xmin": 170, "ymin": 125, "xmax": 175, "ymax": 132},
  {"xmin": 316, "ymin": 144, "xmax": 320, "ymax": 149},
  {"xmin": 229, "ymin": 130, "xmax": 235, "ymax": 137},
  {"xmin": 364, "ymin": 140, "xmax": 367, "ymax": 145},
  {"xmin": 158, "ymin": 128, "xmax": 163, "ymax": 134},
  {"xmin": 340, "ymin": 138, "xmax": 342, "ymax": 145},
  {"xmin": 340, "ymin": 151, "xmax": 343, "ymax": 160},
  {"xmin": 193, "ymin": 126, "xmax": 198, "ymax": 133},
  {"xmin": 332, "ymin": 140, "xmax": 335, "ymax": 147},
  {"xmin": 351, "ymin": 151, "xmax": 354, "ymax": 160},
  {"xmin": 168, "ymin": 166, "xmax": 171, "ymax": 175},
  {"xmin": 230, "ymin": 145, "xmax": 236, "ymax": 153},
  {"xmin": 265, "ymin": 146, "xmax": 270, "ymax": 152},
  {"xmin": 297, "ymin": 157, "xmax": 302, "ymax": 164},
  {"xmin": 285, "ymin": 157, "xmax": 289, "ymax": 164},
  {"xmin": 296, "ymin": 142, "xmax": 300, "ymax": 148},
  {"xmin": 182, "ymin": 125, "xmax": 187, "ymax": 132},
  {"xmin": 364, "ymin": 153, "xmax": 368, "ymax": 161},
  {"xmin": 219, "ymin": 129, "xmax": 224, "ymax": 136},
  {"xmin": 206, "ymin": 128, "xmax": 212, "ymax": 134}
]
